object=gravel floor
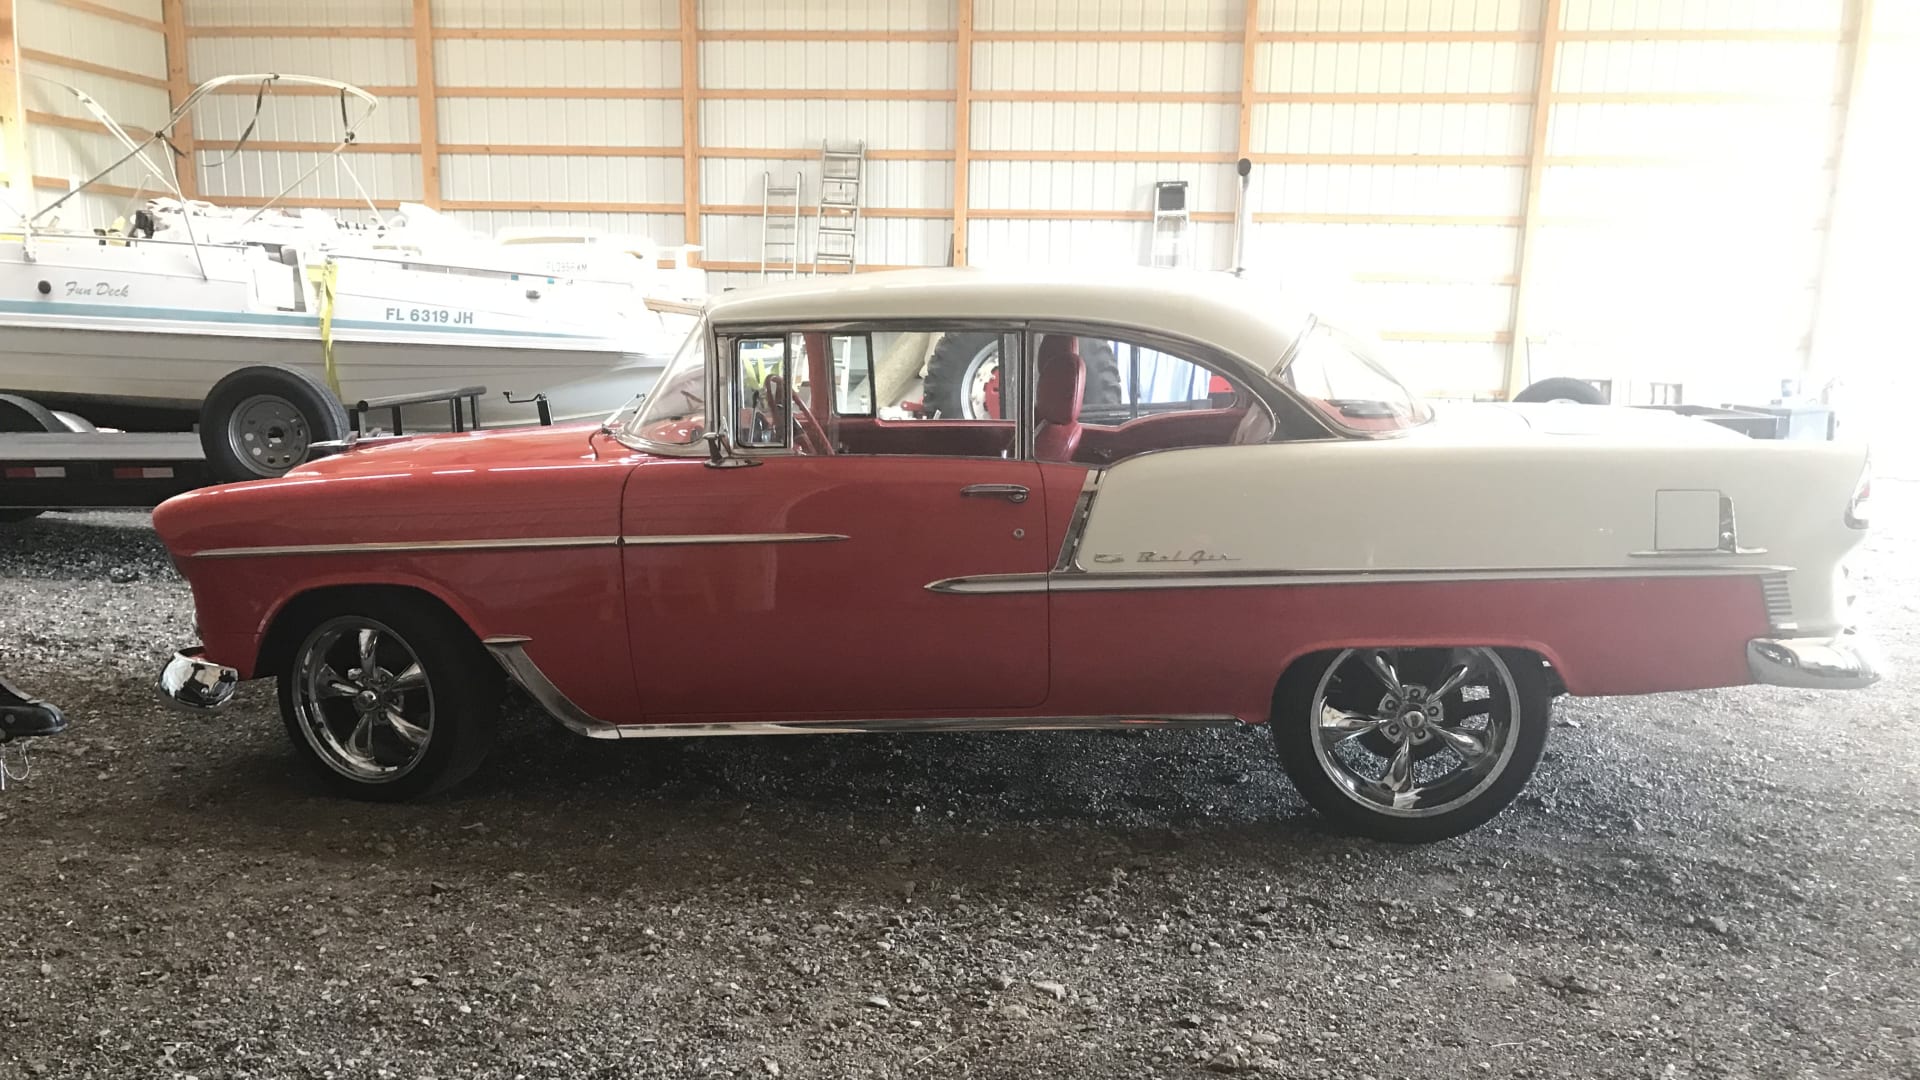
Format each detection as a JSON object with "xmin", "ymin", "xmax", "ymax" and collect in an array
[{"xmin": 0, "ymin": 485, "xmax": 1916, "ymax": 1080}]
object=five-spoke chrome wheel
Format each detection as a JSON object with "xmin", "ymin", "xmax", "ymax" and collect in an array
[
  {"xmin": 1274, "ymin": 645, "xmax": 1551, "ymax": 842},
  {"xmin": 1310, "ymin": 647, "xmax": 1521, "ymax": 818},
  {"xmin": 291, "ymin": 616, "xmax": 435, "ymax": 783}
]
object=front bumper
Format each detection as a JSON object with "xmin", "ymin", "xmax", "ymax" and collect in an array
[
  {"xmin": 159, "ymin": 647, "xmax": 240, "ymax": 711},
  {"xmin": 1747, "ymin": 630, "xmax": 1881, "ymax": 690}
]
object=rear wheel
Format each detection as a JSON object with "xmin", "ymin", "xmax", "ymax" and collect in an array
[
  {"xmin": 1272, "ymin": 646, "xmax": 1550, "ymax": 842},
  {"xmin": 276, "ymin": 594, "xmax": 500, "ymax": 801}
]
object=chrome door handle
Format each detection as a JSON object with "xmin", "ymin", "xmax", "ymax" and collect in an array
[{"xmin": 961, "ymin": 483, "xmax": 1030, "ymax": 504}]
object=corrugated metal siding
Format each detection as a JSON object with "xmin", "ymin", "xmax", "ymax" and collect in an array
[
  {"xmin": 14, "ymin": 0, "xmax": 170, "ymax": 230},
  {"xmin": 25, "ymin": 0, "xmax": 1863, "ymax": 401}
]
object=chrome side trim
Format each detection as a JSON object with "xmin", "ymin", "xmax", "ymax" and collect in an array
[
  {"xmin": 1051, "ymin": 469, "xmax": 1104, "ymax": 573},
  {"xmin": 192, "ymin": 535, "xmax": 622, "ymax": 560},
  {"xmin": 621, "ymin": 532, "xmax": 849, "ymax": 546},
  {"xmin": 482, "ymin": 634, "xmax": 1241, "ymax": 738},
  {"xmin": 601, "ymin": 715, "xmax": 1243, "ymax": 738},
  {"xmin": 1761, "ymin": 573, "xmax": 1797, "ymax": 632},
  {"xmin": 928, "ymin": 563, "xmax": 1796, "ymax": 595},
  {"xmin": 482, "ymin": 636, "xmax": 624, "ymax": 740},
  {"xmin": 1748, "ymin": 630, "xmax": 1880, "ymax": 690},
  {"xmin": 191, "ymin": 532, "xmax": 847, "ymax": 559}
]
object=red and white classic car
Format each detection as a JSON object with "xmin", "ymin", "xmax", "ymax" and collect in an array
[{"xmin": 156, "ymin": 268, "xmax": 1877, "ymax": 842}]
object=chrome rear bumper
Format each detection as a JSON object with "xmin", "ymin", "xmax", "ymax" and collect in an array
[
  {"xmin": 1747, "ymin": 630, "xmax": 1881, "ymax": 690},
  {"xmin": 159, "ymin": 647, "xmax": 240, "ymax": 711}
]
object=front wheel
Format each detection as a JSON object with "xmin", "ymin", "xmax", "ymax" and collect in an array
[
  {"xmin": 276, "ymin": 594, "xmax": 501, "ymax": 801},
  {"xmin": 1271, "ymin": 646, "xmax": 1550, "ymax": 842}
]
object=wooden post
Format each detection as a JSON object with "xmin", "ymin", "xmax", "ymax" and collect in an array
[
  {"xmin": 679, "ymin": 0, "xmax": 701, "ymax": 265},
  {"xmin": 158, "ymin": 0, "xmax": 194, "ymax": 197},
  {"xmin": 412, "ymin": 0, "xmax": 440, "ymax": 208},
  {"xmin": 0, "ymin": 0, "xmax": 27, "ymax": 202},
  {"xmin": 1805, "ymin": 0, "xmax": 1875, "ymax": 377},
  {"xmin": 1236, "ymin": 0, "xmax": 1259, "ymax": 160},
  {"xmin": 1501, "ymin": 0, "xmax": 1564, "ymax": 399},
  {"xmin": 952, "ymin": 0, "xmax": 972, "ymax": 265}
]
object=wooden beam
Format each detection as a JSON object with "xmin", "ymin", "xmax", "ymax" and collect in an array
[
  {"xmin": 970, "ymin": 148, "xmax": 1235, "ymax": 163},
  {"xmin": 1237, "ymin": 0, "xmax": 1259, "ymax": 161},
  {"xmin": 19, "ymin": 48, "xmax": 170, "ymax": 89},
  {"xmin": 1261, "ymin": 30, "xmax": 1534, "ymax": 42},
  {"xmin": 209, "ymin": 83, "xmax": 415, "ymax": 97},
  {"xmin": 188, "ymin": 25, "xmax": 413, "ymax": 38},
  {"xmin": 1, "ymin": 0, "xmax": 25, "ymax": 205},
  {"xmin": 704, "ymin": 88, "xmax": 950, "ymax": 101},
  {"xmin": 202, "ymin": 194, "xmax": 403, "ymax": 209},
  {"xmin": 32, "ymin": 174, "xmax": 141, "ymax": 197},
  {"xmin": 159, "ymin": 0, "xmax": 194, "ymax": 197},
  {"xmin": 1252, "ymin": 152, "xmax": 1526, "ymax": 166},
  {"xmin": 1502, "ymin": 0, "xmax": 1564, "ymax": 400},
  {"xmin": 953, "ymin": 0, "xmax": 971, "ymax": 266},
  {"xmin": 25, "ymin": 109, "xmax": 151, "ymax": 140},
  {"xmin": 703, "ymin": 146, "xmax": 952, "ymax": 161},
  {"xmin": 703, "ymin": 29, "xmax": 956, "ymax": 41},
  {"xmin": 194, "ymin": 139, "xmax": 419, "ymax": 153},
  {"xmin": 434, "ymin": 27, "xmax": 677, "ymax": 40},
  {"xmin": 1254, "ymin": 91, "xmax": 1532, "ymax": 104},
  {"xmin": 971, "ymin": 89, "xmax": 1237, "ymax": 103},
  {"xmin": 678, "ymin": 0, "xmax": 700, "ymax": 265},
  {"xmin": 1806, "ymin": 0, "xmax": 1876, "ymax": 377},
  {"xmin": 439, "ymin": 142, "xmax": 682, "ymax": 157},
  {"xmin": 439, "ymin": 199, "xmax": 682, "ymax": 214},
  {"xmin": 704, "ymin": 204, "xmax": 950, "ymax": 220},
  {"xmin": 975, "ymin": 30, "xmax": 1237, "ymax": 42},
  {"xmin": 411, "ymin": 0, "xmax": 439, "ymax": 208},
  {"xmin": 438, "ymin": 86, "xmax": 678, "ymax": 99},
  {"xmin": 1253, "ymin": 211, "xmax": 1524, "ymax": 226},
  {"xmin": 48, "ymin": 0, "xmax": 163, "ymax": 33}
]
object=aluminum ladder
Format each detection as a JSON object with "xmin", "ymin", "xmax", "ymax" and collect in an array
[
  {"xmin": 812, "ymin": 140, "xmax": 865, "ymax": 274},
  {"xmin": 1150, "ymin": 179, "xmax": 1191, "ymax": 268},
  {"xmin": 760, "ymin": 170, "xmax": 802, "ymax": 278}
]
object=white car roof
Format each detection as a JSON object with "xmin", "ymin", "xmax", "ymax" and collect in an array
[{"xmin": 704, "ymin": 266, "xmax": 1312, "ymax": 369}]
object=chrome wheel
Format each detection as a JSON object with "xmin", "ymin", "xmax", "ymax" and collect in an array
[
  {"xmin": 291, "ymin": 616, "xmax": 434, "ymax": 783},
  {"xmin": 1309, "ymin": 646, "xmax": 1522, "ymax": 818},
  {"xmin": 226, "ymin": 393, "xmax": 311, "ymax": 477}
]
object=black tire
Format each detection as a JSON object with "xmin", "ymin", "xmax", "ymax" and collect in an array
[
  {"xmin": 275, "ymin": 592, "xmax": 501, "ymax": 801},
  {"xmin": 199, "ymin": 365, "xmax": 348, "ymax": 482},
  {"xmin": 0, "ymin": 393, "xmax": 66, "ymax": 523},
  {"xmin": 1513, "ymin": 377, "xmax": 1607, "ymax": 405},
  {"xmin": 1271, "ymin": 646, "xmax": 1551, "ymax": 843},
  {"xmin": 922, "ymin": 334, "xmax": 1123, "ymax": 419}
]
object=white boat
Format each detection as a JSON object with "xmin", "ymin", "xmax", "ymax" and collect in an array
[{"xmin": 0, "ymin": 74, "xmax": 700, "ymax": 439}]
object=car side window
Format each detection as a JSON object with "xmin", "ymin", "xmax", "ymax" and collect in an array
[
  {"xmin": 1030, "ymin": 332, "xmax": 1270, "ymax": 466},
  {"xmin": 798, "ymin": 327, "xmax": 1023, "ymax": 459},
  {"xmin": 732, "ymin": 336, "xmax": 790, "ymax": 449}
]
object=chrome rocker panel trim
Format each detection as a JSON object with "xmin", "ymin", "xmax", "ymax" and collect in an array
[
  {"xmin": 1747, "ymin": 630, "xmax": 1881, "ymax": 690},
  {"xmin": 190, "ymin": 532, "xmax": 848, "ymax": 560},
  {"xmin": 159, "ymin": 647, "xmax": 240, "ymax": 711},
  {"xmin": 483, "ymin": 635, "xmax": 1239, "ymax": 739},
  {"xmin": 929, "ymin": 562, "xmax": 1795, "ymax": 595}
]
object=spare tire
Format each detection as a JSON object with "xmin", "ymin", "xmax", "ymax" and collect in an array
[
  {"xmin": 199, "ymin": 365, "xmax": 349, "ymax": 482},
  {"xmin": 0, "ymin": 393, "xmax": 65, "ymax": 523},
  {"xmin": 922, "ymin": 334, "xmax": 1124, "ymax": 420},
  {"xmin": 1513, "ymin": 377, "xmax": 1607, "ymax": 405}
]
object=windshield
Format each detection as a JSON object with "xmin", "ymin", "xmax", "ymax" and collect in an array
[
  {"xmin": 624, "ymin": 320, "xmax": 709, "ymax": 448},
  {"xmin": 1280, "ymin": 322, "xmax": 1430, "ymax": 434}
]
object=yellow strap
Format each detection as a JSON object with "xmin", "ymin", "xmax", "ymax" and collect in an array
[{"xmin": 305, "ymin": 259, "xmax": 342, "ymax": 398}]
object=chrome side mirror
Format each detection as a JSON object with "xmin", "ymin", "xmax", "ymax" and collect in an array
[{"xmin": 703, "ymin": 431, "xmax": 759, "ymax": 469}]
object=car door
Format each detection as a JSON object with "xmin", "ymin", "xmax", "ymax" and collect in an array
[{"xmin": 619, "ymin": 329, "xmax": 1050, "ymax": 720}]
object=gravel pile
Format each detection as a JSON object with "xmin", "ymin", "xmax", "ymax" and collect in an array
[{"xmin": 0, "ymin": 491, "xmax": 1915, "ymax": 1079}]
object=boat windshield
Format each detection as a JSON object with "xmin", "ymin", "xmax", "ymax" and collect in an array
[
  {"xmin": 1278, "ymin": 321, "xmax": 1430, "ymax": 435},
  {"xmin": 624, "ymin": 319, "xmax": 709, "ymax": 449}
]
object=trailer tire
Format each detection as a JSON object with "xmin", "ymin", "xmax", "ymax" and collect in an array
[
  {"xmin": 199, "ymin": 366, "xmax": 348, "ymax": 482},
  {"xmin": 1514, "ymin": 377, "xmax": 1608, "ymax": 405},
  {"xmin": 0, "ymin": 393, "xmax": 66, "ymax": 523}
]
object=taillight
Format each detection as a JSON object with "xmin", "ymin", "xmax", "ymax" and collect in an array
[{"xmin": 1846, "ymin": 466, "xmax": 1870, "ymax": 529}]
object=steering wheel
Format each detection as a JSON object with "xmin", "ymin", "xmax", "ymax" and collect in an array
[{"xmin": 791, "ymin": 390, "xmax": 830, "ymax": 456}]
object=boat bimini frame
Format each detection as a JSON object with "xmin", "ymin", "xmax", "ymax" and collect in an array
[{"xmin": 20, "ymin": 74, "xmax": 382, "ymax": 280}]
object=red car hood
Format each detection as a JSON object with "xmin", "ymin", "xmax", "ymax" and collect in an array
[{"xmin": 284, "ymin": 422, "xmax": 615, "ymax": 478}]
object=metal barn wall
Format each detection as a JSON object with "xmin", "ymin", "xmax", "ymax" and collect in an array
[
  {"xmin": 10, "ymin": 0, "xmax": 171, "ymax": 232},
  {"xmin": 108, "ymin": 0, "xmax": 1874, "ymax": 400}
]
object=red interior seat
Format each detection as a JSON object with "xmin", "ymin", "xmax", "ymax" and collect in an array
[{"xmin": 1033, "ymin": 335, "xmax": 1084, "ymax": 462}]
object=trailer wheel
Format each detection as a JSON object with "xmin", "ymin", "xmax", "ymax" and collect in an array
[
  {"xmin": 199, "ymin": 366, "xmax": 348, "ymax": 482},
  {"xmin": 0, "ymin": 393, "xmax": 66, "ymax": 523},
  {"xmin": 1513, "ymin": 377, "xmax": 1607, "ymax": 405}
]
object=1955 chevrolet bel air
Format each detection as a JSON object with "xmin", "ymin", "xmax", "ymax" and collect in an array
[{"xmin": 156, "ymin": 268, "xmax": 1878, "ymax": 842}]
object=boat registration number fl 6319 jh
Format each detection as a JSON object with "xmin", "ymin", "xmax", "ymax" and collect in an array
[{"xmin": 385, "ymin": 307, "xmax": 475, "ymax": 325}]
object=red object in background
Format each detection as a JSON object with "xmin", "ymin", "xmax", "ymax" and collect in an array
[{"xmin": 982, "ymin": 370, "xmax": 1002, "ymax": 419}]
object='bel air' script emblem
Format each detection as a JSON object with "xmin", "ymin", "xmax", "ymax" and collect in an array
[{"xmin": 1092, "ymin": 550, "xmax": 1241, "ymax": 566}]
